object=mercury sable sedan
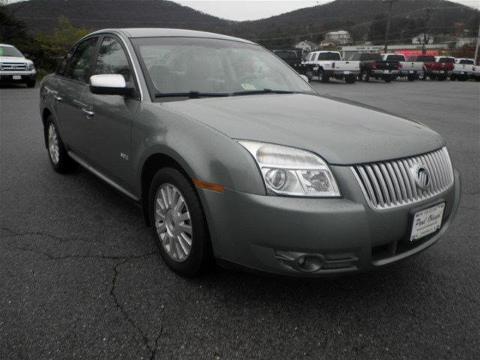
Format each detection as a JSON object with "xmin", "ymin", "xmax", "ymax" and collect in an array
[{"xmin": 39, "ymin": 29, "xmax": 460, "ymax": 277}]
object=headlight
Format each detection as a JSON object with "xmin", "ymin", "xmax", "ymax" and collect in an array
[
  {"xmin": 27, "ymin": 63, "xmax": 35, "ymax": 71},
  {"xmin": 238, "ymin": 141, "xmax": 340, "ymax": 197}
]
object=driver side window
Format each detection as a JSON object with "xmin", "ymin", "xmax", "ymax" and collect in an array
[
  {"xmin": 94, "ymin": 36, "xmax": 132, "ymax": 83},
  {"xmin": 65, "ymin": 37, "xmax": 98, "ymax": 83}
]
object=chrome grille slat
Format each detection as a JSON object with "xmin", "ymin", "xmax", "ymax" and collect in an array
[
  {"xmin": 0, "ymin": 63, "xmax": 27, "ymax": 71},
  {"xmin": 352, "ymin": 147, "xmax": 454, "ymax": 210}
]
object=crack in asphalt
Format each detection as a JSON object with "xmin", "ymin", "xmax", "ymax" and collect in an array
[
  {"xmin": 0, "ymin": 226, "xmax": 96, "ymax": 244},
  {"xmin": 2, "ymin": 244, "xmax": 157, "ymax": 262},
  {"xmin": 110, "ymin": 259, "xmax": 164, "ymax": 360}
]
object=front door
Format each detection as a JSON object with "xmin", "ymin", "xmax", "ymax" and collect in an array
[{"xmin": 82, "ymin": 35, "xmax": 140, "ymax": 191}]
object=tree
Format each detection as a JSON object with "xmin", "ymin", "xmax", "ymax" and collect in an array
[
  {"xmin": 35, "ymin": 16, "xmax": 90, "ymax": 71},
  {"xmin": 368, "ymin": 14, "xmax": 387, "ymax": 44}
]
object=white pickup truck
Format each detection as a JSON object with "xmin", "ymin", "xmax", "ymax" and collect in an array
[
  {"xmin": 382, "ymin": 53, "xmax": 422, "ymax": 81},
  {"xmin": 0, "ymin": 44, "xmax": 37, "ymax": 88},
  {"xmin": 451, "ymin": 58, "xmax": 477, "ymax": 81},
  {"xmin": 302, "ymin": 51, "xmax": 360, "ymax": 83}
]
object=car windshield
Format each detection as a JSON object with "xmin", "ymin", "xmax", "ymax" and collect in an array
[
  {"xmin": 386, "ymin": 55, "xmax": 404, "ymax": 62},
  {"xmin": 361, "ymin": 53, "xmax": 382, "ymax": 61},
  {"xmin": 438, "ymin": 57, "xmax": 455, "ymax": 63},
  {"xmin": 0, "ymin": 45, "xmax": 24, "ymax": 57},
  {"xmin": 416, "ymin": 56, "xmax": 435, "ymax": 62},
  {"xmin": 274, "ymin": 50, "xmax": 298, "ymax": 60},
  {"xmin": 133, "ymin": 37, "xmax": 313, "ymax": 98},
  {"xmin": 317, "ymin": 52, "xmax": 341, "ymax": 60}
]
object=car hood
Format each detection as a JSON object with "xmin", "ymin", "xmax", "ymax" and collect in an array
[
  {"xmin": 0, "ymin": 56, "xmax": 32, "ymax": 64},
  {"xmin": 161, "ymin": 94, "xmax": 445, "ymax": 165}
]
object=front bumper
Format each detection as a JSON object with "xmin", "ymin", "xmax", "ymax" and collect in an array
[
  {"xmin": 0, "ymin": 71, "xmax": 36, "ymax": 82},
  {"xmin": 325, "ymin": 70, "xmax": 360, "ymax": 77},
  {"xmin": 372, "ymin": 69, "xmax": 400, "ymax": 76},
  {"xmin": 199, "ymin": 168, "xmax": 461, "ymax": 277}
]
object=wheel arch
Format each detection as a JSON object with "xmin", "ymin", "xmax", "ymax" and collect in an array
[{"xmin": 140, "ymin": 151, "xmax": 196, "ymax": 226}]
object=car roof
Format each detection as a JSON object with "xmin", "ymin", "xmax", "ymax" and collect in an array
[
  {"xmin": 0, "ymin": 44, "xmax": 15, "ymax": 47},
  {"xmin": 89, "ymin": 28, "xmax": 254, "ymax": 44}
]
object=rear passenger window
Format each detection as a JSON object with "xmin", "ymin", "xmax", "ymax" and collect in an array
[{"xmin": 94, "ymin": 37, "xmax": 132, "ymax": 83}]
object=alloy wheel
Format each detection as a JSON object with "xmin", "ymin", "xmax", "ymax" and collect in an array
[
  {"xmin": 154, "ymin": 183, "xmax": 193, "ymax": 262},
  {"xmin": 48, "ymin": 123, "xmax": 60, "ymax": 165}
]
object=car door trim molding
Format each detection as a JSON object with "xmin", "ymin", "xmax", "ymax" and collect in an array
[{"xmin": 68, "ymin": 151, "xmax": 140, "ymax": 201}]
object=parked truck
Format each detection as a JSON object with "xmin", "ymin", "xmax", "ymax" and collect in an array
[
  {"xmin": 451, "ymin": 58, "xmax": 475, "ymax": 81},
  {"xmin": 302, "ymin": 51, "xmax": 359, "ymax": 83},
  {"xmin": 382, "ymin": 53, "xmax": 422, "ymax": 81},
  {"xmin": 0, "ymin": 43, "xmax": 37, "ymax": 87},
  {"xmin": 350, "ymin": 53, "xmax": 400, "ymax": 83},
  {"xmin": 272, "ymin": 49, "xmax": 304, "ymax": 72}
]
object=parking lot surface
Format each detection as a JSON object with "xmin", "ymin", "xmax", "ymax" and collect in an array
[{"xmin": 1, "ymin": 80, "xmax": 479, "ymax": 360}]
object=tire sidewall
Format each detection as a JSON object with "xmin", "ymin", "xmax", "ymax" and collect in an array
[
  {"xmin": 148, "ymin": 168, "xmax": 211, "ymax": 277},
  {"xmin": 45, "ymin": 116, "xmax": 72, "ymax": 173}
]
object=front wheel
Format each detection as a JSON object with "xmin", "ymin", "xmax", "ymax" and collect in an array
[
  {"xmin": 149, "ymin": 168, "xmax": 212, "ymax": 277},
  {"xmin": 345, "ymin": 75, "xmax": 356, "ymax": 84},
  {"xmin": 319, "ymin": 69, "xmax": 329, "ymax": 83},
  {"xmin": 360, "ymin": 71, "xmax": 370, "ymax": 82}
]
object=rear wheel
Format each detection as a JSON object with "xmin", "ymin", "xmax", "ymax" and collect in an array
[
  {"xmin": 305, "ymin": 70, "xmax": 314, "ymax": 82},
  {"xmin": 45, "ymin": 116, "xmax": 75, "ymax": 173},
  {"xmin": 149, "ymin": 168, "xmax": 212, "ymax": 277}
]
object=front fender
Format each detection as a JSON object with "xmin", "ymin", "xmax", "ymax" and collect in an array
[{"xmin": 132, "ymin": 103, "xmax": 266, "ymax": 197}]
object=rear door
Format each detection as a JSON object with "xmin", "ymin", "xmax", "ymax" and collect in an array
[
  {"xmin": 55, "ymin": 37, "xmax": 99, "ymax": 157},
  {"xmin": 82, "ymin": 35, "xmax": 141, "ymax": 189}
]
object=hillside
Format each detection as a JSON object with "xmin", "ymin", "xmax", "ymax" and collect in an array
[
  {"xmin": 5, "ymin": 0, "xmax": 479, "ymax": 47},
  {"xmin": 5, "ymin": 0, "xmax": 234, "ymax": 34}
]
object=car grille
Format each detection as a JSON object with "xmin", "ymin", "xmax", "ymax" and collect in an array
[
  {"xmin": 352, "ymin": 147, "xmax": 454, "ymax": 210},
  {"xmin": 0, "ymin": 63, "xmax": 27, "ymax": 71}
]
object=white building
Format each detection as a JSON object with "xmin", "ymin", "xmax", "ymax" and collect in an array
[
  {"xmin": 324, "ymin": 31, "xmax": 352, "ymax": 45},
  {"xmin": 412, "ymin": 34, "xmax": 434, "ymax": 45},
  {"xmin": 456, "ymin": 37, "xmax": 476, "ymax": 48},
  {"xmin": 294, "ymin": 40, "xmax": 317, "ymax": 53}
]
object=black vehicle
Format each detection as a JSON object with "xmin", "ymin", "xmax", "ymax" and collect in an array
[
  {"xmin": 272, "ymin": 49, "xmax": 303, "ymax": 71},
  {"xmin": 350, "ymin": 53, "xmax": 400, "ymax": 83}
]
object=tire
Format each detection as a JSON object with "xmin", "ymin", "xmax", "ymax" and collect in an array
[
  {"xmin": 345, "ymin": 75, "xmax": 356, "ymax": 84},
  {"xmin": 450, "ymin": 74, "xmax": 456, "ymax": 81},
  {"xmin": 407, "ymin": 74, "xmax": 416, "ymax": 81},
  {"xmin": 360, "ymin": 71, "xmax": 370, "ymax": 82},
  {"xmin": 384, "ymin": 75, "xmax": 392, "ymax": 83},
  {"xmin": 26, "ymin": 80, "xmax": 36, "ymax": 88},
  {"xmin": 45, "ymin": 116, "xmax": 75, "ymax": 173},
  {"xmin": 305, "ymin": 70, "xmax": 314, "ymax": 82},
  {"xmin": 319, "ymin": 69, "xmax": 329, "ymax": 83},
  {"xmin": 148, "ymin": 167, "xmax": 212, "ymax": 277}
]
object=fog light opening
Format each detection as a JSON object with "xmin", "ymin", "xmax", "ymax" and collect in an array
[{"xmin": 296, "ymin": 255, "xmax": 324, "ymax": 272}]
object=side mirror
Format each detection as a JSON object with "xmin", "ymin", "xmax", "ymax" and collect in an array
[
  {"xmin": 90, "ymin": 74, "xmax": 132, "ymax": 96},
  {"xmin": 300, "ymin": 74, "xmax": 310, "ymax": 83}
]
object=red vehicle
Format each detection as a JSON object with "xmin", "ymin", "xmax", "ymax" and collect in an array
[{"xmin": 408, "ymin": 55, "xmax": 454, "ymax": 81}]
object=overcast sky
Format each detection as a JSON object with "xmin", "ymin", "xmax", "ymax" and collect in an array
[{"xmin": 6, "ymin": 0, "xmax": 480, "ymax": 21}]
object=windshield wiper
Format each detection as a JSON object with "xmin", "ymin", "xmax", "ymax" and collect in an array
[
  {"xmin": 155, "ymin": 91, "xmax": 230, "ymax": 99},
  {"xmin": 231, "ymin": 89, "xmax": 299, "ymax": 96}
]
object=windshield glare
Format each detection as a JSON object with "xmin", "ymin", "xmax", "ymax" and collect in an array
[
  {"xmin": 0, "ymin": 46, "xmax": 24, "ymax": 58},
  {"xmin": 133, "ymin": 37, "xmax": 313, "ymax": 97}
]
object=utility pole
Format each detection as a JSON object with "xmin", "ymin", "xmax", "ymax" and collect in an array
[
  {"xmin": 474, "ymin": 23, "xmax": 480, "ymax": 65},
  {"xmin": 383, "ymin": 0, "xmax": 397, "ymax": 53},
  {"xmin": 422, "ymin": 8, "xmax": 432, "ymax": 55}
]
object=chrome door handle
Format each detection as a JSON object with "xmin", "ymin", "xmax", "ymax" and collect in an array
[
  {"xmin": 54, "ymin": 95, "xmax": 63, "ymax": 102},
  {"xmin": 81, "ymin": 108, "xmax": 95, "ymax": 117}
]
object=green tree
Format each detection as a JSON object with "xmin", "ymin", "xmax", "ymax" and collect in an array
[{"xmin": 35, "ymin": 16, "xmax": 90, "ymax": 71}]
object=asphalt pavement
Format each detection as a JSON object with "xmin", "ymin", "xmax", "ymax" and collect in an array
[{"xmin": 1, "ymin": 80, "xmax": 479, "ymax": 360}]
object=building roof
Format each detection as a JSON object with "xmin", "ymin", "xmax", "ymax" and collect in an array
[{"xmin": 90, "ymin": 28, "xmax": 253, "ymax": 44}]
